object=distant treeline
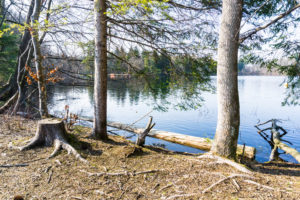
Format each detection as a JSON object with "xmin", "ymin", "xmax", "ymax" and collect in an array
[{"xmin": 79, "ymin": 42, "xmax": 217, "ymax": 78}]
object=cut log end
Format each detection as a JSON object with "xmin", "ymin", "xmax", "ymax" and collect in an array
[{"xmin": 18, "ymin": 118, "xmax": 87, "ymax": 163}]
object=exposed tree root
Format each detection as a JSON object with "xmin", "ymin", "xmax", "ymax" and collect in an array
[
  {"xmin": 18, "ymin": 118, "xmax": 87, "ymax": 163},
  {"xmin": 80, "ymin": 169, "xmax": 161, "ymax": 177},
  {"xmin": 198, "ymin": 153, "xmax": 253, "ymax": 174},
  {"xmin": 202, "ymin": 174, "xmax": 255, "ymax": 193}
]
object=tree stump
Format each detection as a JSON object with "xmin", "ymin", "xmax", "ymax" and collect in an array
[{"xmin": 19, "ymin": 118, "xmax": 87, "ymax": 163}]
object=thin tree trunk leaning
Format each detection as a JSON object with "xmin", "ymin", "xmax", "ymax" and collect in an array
[
  {"xmin": 136, "ymin": 116, "xmax": 155, "ymax": 146},
  {"xmin": 106, "ymin": 121, "xmax": 255, "ymax": 159},
  {"xmin": 92, "ymin": 0, "xmax": 108, "ymax": 140},
  {"xmin": 18, "ymin": 118, "xmax": 87, "ymax": 163},
  {"xmin": 12, "ymin": 41, "xmax": 32, "ymax": 114},
  {"xmin": 31, "ymin": 0, "xmax": 48, "ymax": 117},
  {"xmin": 211, "ymin": 0, "xmax": 243, "ymax": 159}
]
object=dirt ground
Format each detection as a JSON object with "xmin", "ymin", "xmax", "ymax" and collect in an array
[{"xmin": 0, "ymin": 115, "xmax": 300, "ymax": 200}]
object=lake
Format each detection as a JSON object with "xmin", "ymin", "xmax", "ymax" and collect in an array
[{"xmin": 48, "ymin": 76, "xmax": 300, "ymax": 163}]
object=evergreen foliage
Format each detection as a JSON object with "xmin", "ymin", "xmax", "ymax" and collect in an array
[{"xmin": 0, "ymin": 23, "xmax": 19, "ymax": 84}]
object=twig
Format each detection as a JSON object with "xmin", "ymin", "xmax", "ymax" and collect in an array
[
  {"xmin": 0, "ymin": 163, "xmax": 29, "ymax": 168},
  {"xmin": 163, "ymin": 193, "xmax": 198, "ymax": 200},
  {"xmin": 80, "ymin": 169, "xmax": 161, "ymax": 177},
  {"xmin": 160, "ymin": 183, "xmax": 174, "ymax": 191},
  {"xmin": 243, "ymin": 180, "xmax": 275, "ymax": 190},
  {"xmin": 254, "ymin": 125, "xmax": 273, "ymax": 146},
  {"xmin": 55, "ymin": 160, "xmax": 61, "ymax": 166},
  {"xmin": 202, "ymin": 174, "xmax": 255, "ymax": 193},
  {"xmin": 130, "ymin": 110, "xmax": 153, "ymax": 126},
  {"xmin": 255, "ymin": 119, "xmax": 273, "ymax": 126},
  {"xmin": 71, "ymin": 197, "xmax": 82, "ymax": 200},
  {"xmin": 108, "ymin": 130, "xmax": 119, "ymax": 136},
  {"xmin": 232, "ymin": 179, "xmax": 240, "ymax": 191},
  {"xmin": 44, "ymin": 166, "xmax": 52, "ymax": 173},
  {"xmin": 47, "ymin": 170, "xmax": 53, "ymax": 184}
]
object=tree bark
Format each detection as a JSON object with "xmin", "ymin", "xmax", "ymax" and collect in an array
[
  {"xmin": 92, "ymin": 0, "xmax": 108, "ymax": 140},
  {"xmin": 31, "ymin": 0, "xmax": 48, "ymax": 117},
  {"xmin": 211, "ymin": 0, "xmax": 243, "ymax": 159}
]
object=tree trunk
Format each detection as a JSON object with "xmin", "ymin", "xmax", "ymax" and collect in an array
[
  {"xmin": 31, "ymin": 0, "xmax": 48, "ymax": 117},
  {"xmin": 0, "ymin": 0, "xmax": 35, "ymax": 101},
  {"xmin": 12, "ymin": 42, "xmax": 32, "ymax": 114},
  {"xmin": 211, "ymin": 0, "xmax": 243, "ymax": 159},
  {"xmin": 92, "ymin": 0, "xmax": 108, "ymax": 140}
]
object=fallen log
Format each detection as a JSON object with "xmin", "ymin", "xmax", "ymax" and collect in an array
[{"xmin": 107, "ymin": 121, "xmax": 256, "ymax": 160}]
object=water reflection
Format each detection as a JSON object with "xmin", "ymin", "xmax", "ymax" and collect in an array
[{"xmin": 48, "ymin": 76, "xmax": 300, "ymax": 163}]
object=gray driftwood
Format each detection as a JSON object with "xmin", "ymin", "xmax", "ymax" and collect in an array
[
  {"xmin": 136, "ymin": 116, "xmax": 155, "ymax": 146},
  {"xmin": 18, "ymin": 118, "xmax": 87, "ymax": 163},
  {"xmin": 255, "ymin": 119, "xmax": 300, "ymax": 162}
]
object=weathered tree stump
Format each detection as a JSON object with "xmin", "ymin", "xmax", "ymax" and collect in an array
[{"xmin": 19, "ymin": 118, "xmax": 87, "ymax": 163}]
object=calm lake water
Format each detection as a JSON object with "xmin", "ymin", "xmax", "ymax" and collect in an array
[{"xmin": 48, "ymin": 76, "xmax": 300, "ymax": 163}]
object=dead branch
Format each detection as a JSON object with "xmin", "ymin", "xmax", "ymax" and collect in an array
[
  {"xmin": 136, "ymin": 116, "xmax": 155, "ymax": 146},
  {"xmin": 47, "ymin": 170, "xmax": 53, "ymax": 184},
  {"xmin": 80, "ymin": 169, "xmax": 161, "ymax": 177},
  {"xmin": 0, "ymin": 163, "xmax": 29, "ymax": 168},
  {"xmin": 243, "ymin": 180, "xmax": 275, "ymax": 191},
  {"xmin": 162, "ymin": 193, "xmax": 198, "ymax": 200},
  {"xmin": 232, "ymin": 179, "xmax": 240, "ymax": 191}
]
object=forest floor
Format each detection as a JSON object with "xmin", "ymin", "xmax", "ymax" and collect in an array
[{"xmin": 1, "ymin": 115, "xmax": 300, "ymax": 200}]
